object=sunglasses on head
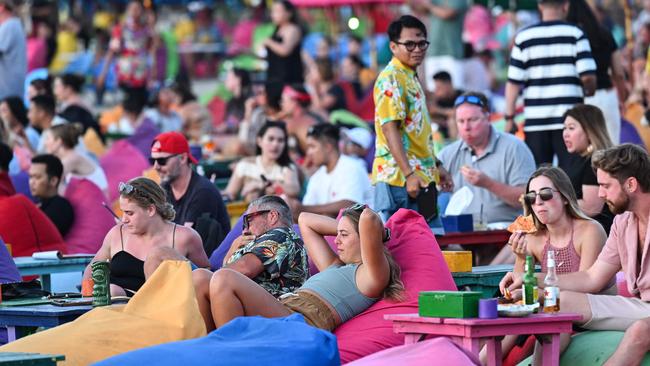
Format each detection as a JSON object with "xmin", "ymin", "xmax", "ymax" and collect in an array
[
  {"xmin": 394, "ymin": 40, "xmax": 430, "ymax": 52},
  {"xmin": 524, "ymin": 188, "xmax": 559, "ymax": 205},
  {"xmin": 119, "ymin": 182, "xmax": 136, "ymax": 195},
  {"xmin": 454, "ymin": 95, "xmax": 486, "ymax": 109},
  {"xmin": 350, "ymin": 203, "xmax": 368, "ymax": 213},
  {"xmin": 242, "ymin": 210, "xmax": 271, "ymax": 230},
  {"xmin": 149, "ymin": 154, "xmax": 180, "ymax": 166}
]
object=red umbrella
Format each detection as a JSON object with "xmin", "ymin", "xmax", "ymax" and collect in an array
[{"xmin": 290, "ymin": 0, "xmax": 402, "ymax": 6}]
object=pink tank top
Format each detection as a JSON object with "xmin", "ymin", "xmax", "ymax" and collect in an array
[{"xmin": 541, "ymin": 221, "xmax": 581, "ymax": 275}]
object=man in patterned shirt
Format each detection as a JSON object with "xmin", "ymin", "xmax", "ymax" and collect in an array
[
  {"xmin": 189, "ymin": 197, "xmax": 307, "ymax": 327},
  {"xmin": 373, "ymin": 15, "xmax": 453, "ymax": 222}
]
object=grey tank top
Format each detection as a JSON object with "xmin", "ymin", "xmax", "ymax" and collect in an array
[{"xmin": 300, "ymin": 263, "xmax": 379, "ymax": 322}]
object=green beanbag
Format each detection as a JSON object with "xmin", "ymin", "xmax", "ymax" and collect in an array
[{"xmin": 518, "ymin": 331, "xmax": 650, "ymax": 366}]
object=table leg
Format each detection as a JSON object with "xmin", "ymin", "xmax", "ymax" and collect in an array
[
  {"xmin": 462, "ymin": 336, "xmax": 482, "ymax": 358},
  {"xmin": 538, "ymin": 333, "xmax": 560, "ymax": 366},
  {"xmin": 41, "ymin": 275, "xmax": 51, "ymax": 292},
  {"xmin": 404, "ymin": 333, "xmax": 424, "ymax": 345},
  {"xmin": 485, "ymin": 336, "xmax": 503, "ymax": 366},
  {"xmin": 6, "ymin": 326, "xmax": 16, "ymax": 342}
]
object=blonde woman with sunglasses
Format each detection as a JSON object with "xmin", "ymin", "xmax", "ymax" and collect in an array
[
  {"xmin": 82, "ymin": 177, "xmax": 209, "ymax": 297},
  {"xmin": 487, "ymin": 166, "xmax": 607, "ymax": 363}
]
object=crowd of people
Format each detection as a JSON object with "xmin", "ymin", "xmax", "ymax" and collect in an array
[{"xmin": 1, "ymin": 0, "xmax": 650, "ymax": 364}]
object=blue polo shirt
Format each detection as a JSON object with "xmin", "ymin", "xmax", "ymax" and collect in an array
[{"xmin": 438, "ymin": 127, "xmax": 536, "ymax": 223}]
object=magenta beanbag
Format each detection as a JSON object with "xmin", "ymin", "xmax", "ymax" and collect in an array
[
  {"xmin": 333, "ymin": 209, "xmax": 457, "ymax": 363},
  {"xmin": 64, "ymin": 178, "xmax": 115, "ymax": 254},
  {"xmin": 346, "ymin": 337, "xmax": 479, "ymax": 366},
  {"xmin": 0, "ymin": 194, "xmax": 66, "ymax": 257},
  {"xmin": 100, "ymin": 140, "xmax": 150, "ymax": 203}
]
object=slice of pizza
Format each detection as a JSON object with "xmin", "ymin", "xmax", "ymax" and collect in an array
[{"xmin": 507, "ymin": 215, "xmax": 536, "ymax": 234}]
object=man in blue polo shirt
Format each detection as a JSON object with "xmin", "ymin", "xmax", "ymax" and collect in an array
[{"xmin": 438, "ymin": 92, "xmax": 535, "ymax": 224}]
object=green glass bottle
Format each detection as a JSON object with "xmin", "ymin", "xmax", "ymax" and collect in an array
[{"xmin": 522, "ymin": 255, "xmax": 538, "ymax": 305}]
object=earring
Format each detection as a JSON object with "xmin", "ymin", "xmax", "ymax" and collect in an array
[{"xmin": 586, "ymin": 145, "xmax": 594, "ymax": 154}]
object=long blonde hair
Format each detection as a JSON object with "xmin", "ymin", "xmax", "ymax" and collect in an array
[{"xmin": 341, "ymin": 206, "xmax": 405, "ymax": 302}]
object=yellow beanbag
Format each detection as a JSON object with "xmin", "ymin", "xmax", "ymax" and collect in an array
[{"xmin": 0, "ymin": 261, "xmax": 206, "ymax": 365}]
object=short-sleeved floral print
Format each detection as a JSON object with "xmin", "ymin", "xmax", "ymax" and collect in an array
[
  {"xmin": 226, "ymin": 227, "xmax": 308, "ymax": 298},
  {"xmin": 372, "ymin": 57, "xmax": 437, "ymax": 186}
]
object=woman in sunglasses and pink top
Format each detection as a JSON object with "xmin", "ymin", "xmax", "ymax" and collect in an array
[
  {"xmin": 491, "ymin": 166, "xmax": 607, "ymax": 362},
  {"xmin": 82, "ymin": 177, "xmax": 209, "ymax": 297},
  {"xmin": 202, "ymin": 204, "xmax": 403, "ymax": 332}
]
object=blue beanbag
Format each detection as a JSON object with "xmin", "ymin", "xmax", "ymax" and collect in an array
[{"xmin": 93, "ymin": 314, "xmax": 340, "ymax": 366}]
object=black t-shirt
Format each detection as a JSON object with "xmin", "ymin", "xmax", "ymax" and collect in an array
[
  {"xmin": 164, "ymin": 171, "xmax": 231, "ymax": 234},
  {"xmin": 589, "ymin": 31, "xmax": 617, "ymax": 90},
  {"xmin": 39, "ymin": 195, "xmax": 75, "ymax": 237},
  {"xmin": 564, "ymin": 154, "xmax": 614, "ymax": 234}
]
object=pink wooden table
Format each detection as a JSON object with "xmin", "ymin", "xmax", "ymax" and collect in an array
[{"xmin": 385, "ymin": 313, "xmax": 582, "ymax": 366}]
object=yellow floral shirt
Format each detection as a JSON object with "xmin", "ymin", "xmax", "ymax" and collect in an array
[{"xmin": 371, "ymin": 57, "xmax": 437, "ymax": 187}]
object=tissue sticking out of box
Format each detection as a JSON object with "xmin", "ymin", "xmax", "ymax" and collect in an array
[{"xmin": 445, "ymin": 186, "xmax": 474, "ymax": 216}]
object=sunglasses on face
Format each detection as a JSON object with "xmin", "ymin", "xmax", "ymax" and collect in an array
[
  {"xmin": 524, "ymin": 188, "xmax": 559, "ymax": 205},
  {"xmin": 454, "ymin": 95, "xmax": 486, "ymax": 109},
  {"xmin": 149, "ymin": 154, "xmax": 180, "ymax": 166},
  {"xmin": 242, "ymin": 210, "xmax": 271, "ymax": 231},
  {"xmin": 394, "ymin": 40, "xmax": 430, "ymax": 52}
]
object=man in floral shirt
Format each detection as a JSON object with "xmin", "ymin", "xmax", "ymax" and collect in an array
[{"xmin": 372, "ymin": 15, "xmax": 452, "ymax": 222}]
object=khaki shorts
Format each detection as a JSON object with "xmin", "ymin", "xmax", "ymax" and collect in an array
[
  {"xmin": 280, "ymin": 291, "xmax": 338, "ymax": 331},
  {"xmin": 584, "ymin": 294, "xmax": 650, "ymax": 330}
]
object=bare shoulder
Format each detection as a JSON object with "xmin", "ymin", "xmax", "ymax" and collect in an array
[
  {"xmin": 575, "ymin": 219, "xmax": 607, "ymax": 246},
  {"xmin": 174, "ymin": 225, "xmax": 202, "ymax": 247}
]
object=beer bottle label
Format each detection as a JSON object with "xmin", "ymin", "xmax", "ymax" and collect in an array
[{"xmin": 544, "ymin": 286, "xmax": 559, "ymax": 307}]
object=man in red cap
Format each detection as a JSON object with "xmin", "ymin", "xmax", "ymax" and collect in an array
[{"xmin": 150, "ymin": 131, "xmax": 230, "ymax": 252}]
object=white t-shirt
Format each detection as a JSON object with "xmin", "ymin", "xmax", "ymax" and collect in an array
[{"xmin": 303, "ymin": 154, "xmax": 371, "ymax": 206}]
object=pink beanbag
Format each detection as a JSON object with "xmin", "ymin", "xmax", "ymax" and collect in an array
[
  {"xmin": 346, "ymin": 337, "xmax": 480, "ymax": 366},
  {"xmin": 0, "ymin": 194, "xmax": 66, "ymax": 256},
  {"xmin": 334, "ymin": 209, "xmax": 457, "ymax": 363},
  {"xmin": 100, "ymin": 140, "xmax": 150, "ymax": 203},
  {"xmin": 64, "ymin": 178, "xmax": 115, "ymax": 254}
]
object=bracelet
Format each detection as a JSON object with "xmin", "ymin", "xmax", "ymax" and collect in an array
[
  {"xmin": 504, "ymin": 114, "xmax": 515, "ymax": 121},
  {"xmin": 405, "ymin": 171, "xmax": 416, "ymax": 179}
]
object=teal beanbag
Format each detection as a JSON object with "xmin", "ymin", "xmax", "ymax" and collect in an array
[{"xmin": 518, "ymin": 331, "xmax": 650, "ymax": 366}]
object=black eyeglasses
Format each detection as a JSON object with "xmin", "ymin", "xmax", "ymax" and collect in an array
[
  {"xmin": 119, "ymin": 182, "xmax": 136, "ymax": 195},
  {"xmin": 394, "ymin": 40, "xmax": 430, "ymax": 52},
  {"xmin": 524, "ymin": 188, "xmax": 559, "ymax": 205},
  {"xmin": 454, "ymin": 95, "xmax": 486, "ymax": 109},
  {"xmin": 149, "ymin": 154, "xmax": 180, "ymax": 166},
  {"xmin": 242, "ymin": 210, "xmax": 271, "ymax": 231}
]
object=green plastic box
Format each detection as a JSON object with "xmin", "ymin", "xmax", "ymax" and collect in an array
[{"xmin": 418, "ymin": 291, "xmax": 482, "ymax": 318}]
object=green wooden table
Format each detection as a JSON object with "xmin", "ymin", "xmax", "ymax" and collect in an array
[
  {"xmin": 0, "ymin": 352, "xmax": 64, "ymax": 365},
  {"xmin": 452, "ymin": 264, "xmax": 513, "ymax": 298}
]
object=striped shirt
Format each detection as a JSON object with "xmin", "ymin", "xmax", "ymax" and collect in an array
[{"xmin": 508, "ymin": 21, "xmax": 596, "ymax": 132}]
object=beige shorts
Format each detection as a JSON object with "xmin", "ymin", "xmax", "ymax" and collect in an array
[
  {"xmin": 280, "ymin": 291, "xmax": 338, "ymax": 331},
  {"xmin": 584, "ymin": 294, "xmax": 650, "ymax": 330}
]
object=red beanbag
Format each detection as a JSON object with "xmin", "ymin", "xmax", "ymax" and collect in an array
[
  {"xmin": 64, "ymin": 178, "xmax": 115, "ymax": 254},
  {"xmin": 334, "ymin": 209, "xmax": 457, "ymax": 363},
  {"xmin": 0, "ymin": 194, "xmax": 66, "ymax": 257}
]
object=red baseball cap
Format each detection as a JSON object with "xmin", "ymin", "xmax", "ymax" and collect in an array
[{"xmin": 151, "ymin": 132, "xmax": 198, "ymax": 164}]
